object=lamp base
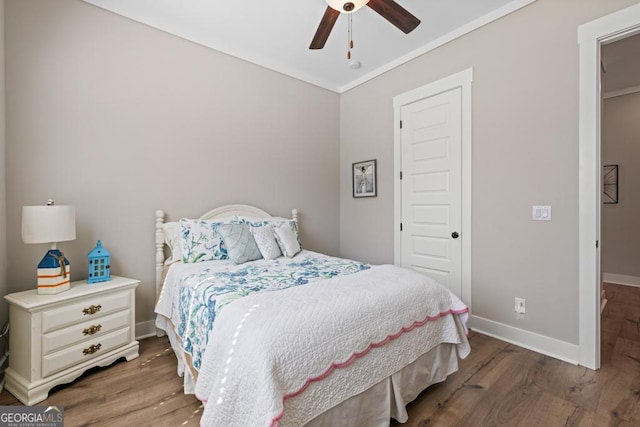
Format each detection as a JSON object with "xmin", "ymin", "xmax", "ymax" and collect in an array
[{"xmin": 36, "ymin": 249, "xmax": 71, "ymax": 295}]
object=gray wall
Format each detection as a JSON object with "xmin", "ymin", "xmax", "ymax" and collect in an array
[
  {"xmin": 0, "ymin": 0, "xmax": 7, "ymax": 373},
  {"xmin": 5, "ymin": 0, "xmax": 639, "ymax": 354},
  {"xmin": 602, "ymin": 92, "xmax": 640, "ymax": 278},
  {"xmin": 5, "ymin": 0, "xmax": 340, "ymax": 323},
  {"xmin": 340, "ymin": 0, "xmax": 639, "ymax": 345}
]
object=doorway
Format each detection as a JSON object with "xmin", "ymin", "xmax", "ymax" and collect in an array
[
  {"xmin": 578, "ymin": 2, "xmax": 640, "ymax": 370},
  {"xmin": 600, "ymin": 32, "xmax": 640, "ymax": 366}
]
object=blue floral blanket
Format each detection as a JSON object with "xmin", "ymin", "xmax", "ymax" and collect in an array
[{"xmin": 155, "ymin": 250, "xmax": 370, "ymax": 370}]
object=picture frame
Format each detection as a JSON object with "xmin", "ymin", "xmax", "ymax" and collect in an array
[
  {"xmin": 603, "ymin": 164, "xmax": 618, "ymax": 204},
  {"xmin": 353, "ymin": 159, "xmax": 377, "ymax": 198}
]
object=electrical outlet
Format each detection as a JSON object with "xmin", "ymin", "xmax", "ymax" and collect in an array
[{"xmin": 515, "ymin": 297, "xmax": 526, "ymax": 314}]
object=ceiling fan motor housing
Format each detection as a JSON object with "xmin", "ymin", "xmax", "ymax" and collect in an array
[{"xmin": 325, "ymin": 0, "xmax": 370, "ymax": 13}]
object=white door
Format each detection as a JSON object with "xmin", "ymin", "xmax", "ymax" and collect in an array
[{"xmin": 400, "ymin": 87, "xmax": 462, "ymax": 297}]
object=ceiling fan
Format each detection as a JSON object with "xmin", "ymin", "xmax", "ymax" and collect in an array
[{"xmin": 310, "ymin": 0, "xmax": 420, "ymax": 50}]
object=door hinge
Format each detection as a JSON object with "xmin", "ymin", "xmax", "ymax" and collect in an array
[
  {"xmin": 400, "ymin": 223, "xmax": 403, "ymax": 231},
  {"xmin": 400, "ymin": 120, "xmax": 403, "ymax": 129},
  {"xmin": 400, "ymin": 171, "xmax": 403, "ymax": 180},
  {"xmin": 596, "ymin": 240, "xmax": 599, "ymax": 248}
]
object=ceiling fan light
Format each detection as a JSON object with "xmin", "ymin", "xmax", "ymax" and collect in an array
[{"xmin": 325, "ymin": 0, "xmax": 370, "ymax": 13}]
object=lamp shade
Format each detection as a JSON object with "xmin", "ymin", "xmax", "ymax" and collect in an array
[
  {"xmin": 326, "ymin": 0, "xmax": 369, "ymax": 13},
  {"xmin": 22, "ymin": 205, "xmax": 76, "ymax": 244}
]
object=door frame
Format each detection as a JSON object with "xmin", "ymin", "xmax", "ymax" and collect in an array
[
  {"xmin": 393, "ymin": 68, "xmax": 473, "ymax": 307},
  {"xmin": 578, "ymin": 2, "xmax": 640, "ymax": 370}
]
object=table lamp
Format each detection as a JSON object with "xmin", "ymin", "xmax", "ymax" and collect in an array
[{"xmin": 22, "ymin": 199, "xmax": 76, "ymax": 294}]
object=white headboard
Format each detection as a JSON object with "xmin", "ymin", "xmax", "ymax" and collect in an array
[{"xmin": 154, "ymin": 204, "xmax": 298, "ymax": 306}]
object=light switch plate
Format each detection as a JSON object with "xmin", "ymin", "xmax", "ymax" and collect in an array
[{"xmin": 532, "ymin": 205, "xmax": 551, "ymax": 221}]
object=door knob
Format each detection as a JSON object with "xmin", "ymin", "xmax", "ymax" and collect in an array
[{"xmin": 451, "ymin": 232, "xmax": 459, "ymax": 239}]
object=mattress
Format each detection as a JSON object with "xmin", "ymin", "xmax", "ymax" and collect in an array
[{"xmin": 154, "ymin": 250, "xmax": 469, "ymax": 426}]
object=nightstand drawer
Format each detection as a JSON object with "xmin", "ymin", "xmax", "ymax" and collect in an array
[
  {"xmin": 42, "ymin": 327, "xmax": 131, "ymax": 378},
  {"xmin": 42, "ymin": 291, "xmax": 130, "ymax": 333},
  {"xmin": 42, "ymin": 310, "xmax": 131, "ymax": 355}
]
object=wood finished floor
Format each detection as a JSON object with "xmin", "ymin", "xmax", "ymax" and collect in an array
[{"xmin": 1, "ymin": 282, "xmax": 639, "ymax": 426}]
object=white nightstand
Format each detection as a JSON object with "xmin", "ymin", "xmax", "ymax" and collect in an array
[{"xmin": 3, "ymin": 276, "xmax": 140, "ymax": 405}]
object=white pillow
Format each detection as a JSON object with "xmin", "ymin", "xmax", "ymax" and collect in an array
[
  {"xmin": 250, "ymin": 224, "xmax": 282, "ymax": 260},
  {"xmin": 273, "ymin": 221, "xmax": 302, "ymax": 258},
  {"xmin": 162, "ymin": 222, "xmax": 182, "ymax": 265}
]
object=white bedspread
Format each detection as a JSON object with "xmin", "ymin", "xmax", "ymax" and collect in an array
[{"xmin": 195, "ymin": 264, "xmax": 469, "ymax": 427}]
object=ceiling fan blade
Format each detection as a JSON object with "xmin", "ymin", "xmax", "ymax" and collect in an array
[
  {"xmin": 310, "ymin": 6, "xmax": 340, "ymax": 49},
  {"xmin": 367, "ymin": 0, "xmax": 420, "ymax": 34}
]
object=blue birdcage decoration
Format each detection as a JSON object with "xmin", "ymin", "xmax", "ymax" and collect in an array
[{"xmin": 88, "ymin": 240, "xmax": 111, "ymax": 283}]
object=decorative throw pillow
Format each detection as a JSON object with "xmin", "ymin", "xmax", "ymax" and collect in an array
[
  {"xmin": 239, "ymin": 216, "xmax": 289, "ymax": 228},
  {"xmin": 273, "ymin": 221, "xmax": 302, "ymax": 258},
  {"xmin": 217, "ymin": 223, "xmax": 263, "ymax": 264},
  {"xmin": 250, "ymin": 224, "xmax": 282, "ymax": 260},
  {"xmin": 179, "ymin": 218, "xmax": 235, "ymax": 263},
  {"xmin": 162, "ymin": 221, "xmax": 182, "ymax": 264}
]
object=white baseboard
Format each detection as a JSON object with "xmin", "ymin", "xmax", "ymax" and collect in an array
[
  {"xmin": 135, "ymin": 320, "xmax": 159, "ymax": 340},
  {"xmin": 470, "ymin": 315, "xmax": 580, "ymax": 365},
  {"xmin": 603, "ymin": 273, "xmax": 640, "ymax": 287}
]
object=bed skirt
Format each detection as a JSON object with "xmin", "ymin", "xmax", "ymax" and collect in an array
[
  {"xmin": 157, "ymin": 313, "xmax": 459, "ymax": 426},
  {"xmin": 304, "ymin": 342, "xmax": 458, "ymax": 426}
]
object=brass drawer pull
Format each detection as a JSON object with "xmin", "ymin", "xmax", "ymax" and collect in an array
[
  {"xmin": 83, "ymin": 324, "xmax": 102, "ymax": 336},
  {"xmin": 82, "ymin": 304, "xmax": 102, "ymax": 315},
  {"xmin": 82, "ymin": 343, "xmax": 102, "ymax": 356}
]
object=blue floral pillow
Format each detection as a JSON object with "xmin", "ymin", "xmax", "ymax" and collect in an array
[
  {"xmin": 238, "ymin": 216, "xmax": 289, "ymax": 228},
  {"xmin": 179, "ymin": 218, "xmax": 238, "ymax": 263}
]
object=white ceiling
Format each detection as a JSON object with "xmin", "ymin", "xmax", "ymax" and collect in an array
[{"xmin": 82, "ymin": 0, "xmax": 535, "ymax": 93}]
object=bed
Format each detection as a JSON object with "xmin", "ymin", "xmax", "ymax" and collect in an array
[{"xmin": 154, "ymin": 204, "xmax": 470, "ymax": 426}]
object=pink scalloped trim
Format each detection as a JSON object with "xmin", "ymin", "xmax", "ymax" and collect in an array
[
  {"xmin": 269, "ymin": 306, "xmax": 469, "ymax": 426},
  {"xmin": 196, "ymin": 307, "xmax": 470, "ymax": 426}
]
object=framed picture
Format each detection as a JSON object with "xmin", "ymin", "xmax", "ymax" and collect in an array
[
  {"xmin": 353, "ymin": 159, "xmax": 377, "ymax": 198},
  {"xmin": 603, "ymin": 164, "xmax": 618, "ymax": 204}
]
